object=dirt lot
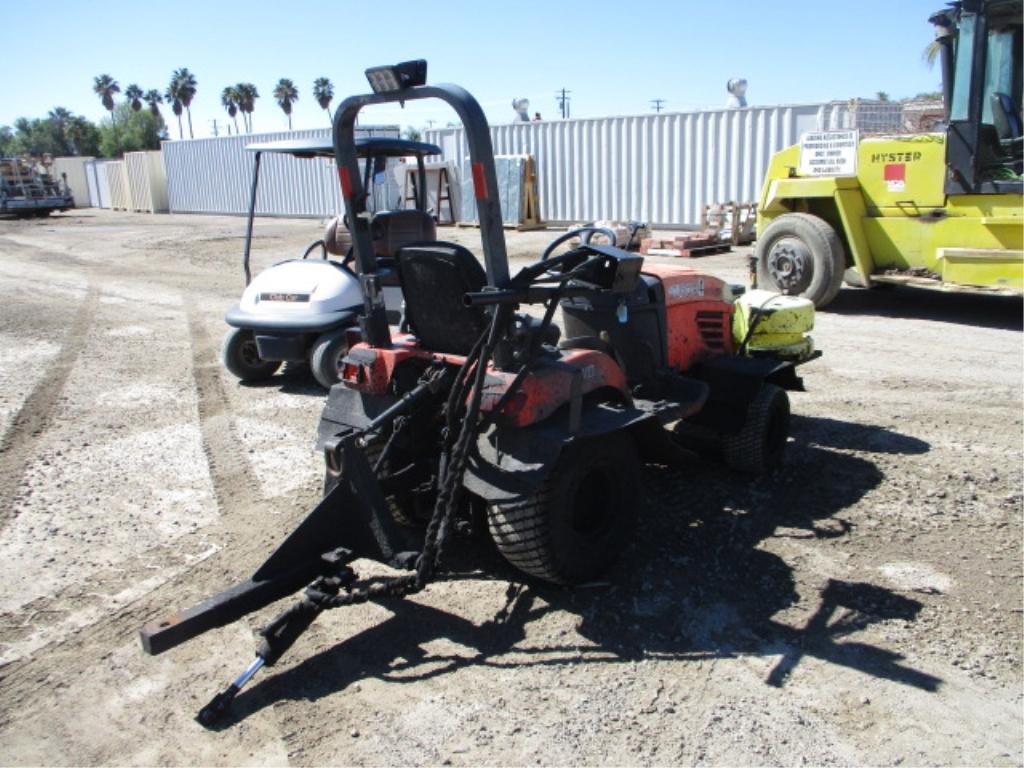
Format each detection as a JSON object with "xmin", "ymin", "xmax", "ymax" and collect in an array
[{"xmin": 0, "ymin": 209, "xmax": 1021, "ymax": 766}]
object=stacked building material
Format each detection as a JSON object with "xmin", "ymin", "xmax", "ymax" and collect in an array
[{"xmin": 639, "ymin": 231, "xmax": 732, "ymax": 258}]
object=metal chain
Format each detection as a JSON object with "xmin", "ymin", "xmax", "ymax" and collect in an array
[{"xmin": 314, "ymin": 314, "xmax": 503, "ymax": 610}]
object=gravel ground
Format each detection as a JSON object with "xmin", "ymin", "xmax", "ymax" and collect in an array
[{"xmin": 0, "ymin": 209, "xmax": 1021, "ymax": 766}]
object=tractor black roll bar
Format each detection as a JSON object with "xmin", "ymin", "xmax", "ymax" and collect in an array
[{"xmin": 333, "ymin": 82, "xmax": 510, "ymax": 348}]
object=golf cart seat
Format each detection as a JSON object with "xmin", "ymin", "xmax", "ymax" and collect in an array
[
  {"xmin": 372, "ymin": 210, "xmax": 437, "ymax": 258},
  {"xmin": 398, "ymin": 242, "xmax": 559, "ymax": 356}
]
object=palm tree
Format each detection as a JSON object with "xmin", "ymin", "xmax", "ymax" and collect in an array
[
  {"xmin": 164, "ymin": 83, "xmax": 184, "ymax": 139},
  {"xmin": 273, "ymin": 78, "xmax": 299, "ymax": 130},
  {"xmin": 92, "ymin": 74, "xmax": 120, "ymax": 127},
  {"xmin": 47, "ymin": 108, "xmax": 73, "ymax": 154},
  {"xmin": 169, "ymin": 68, "xmax": 198, "ymax": 138},
  {"xmin": 220, "ymin": 86, "xmax": 242, "ymax": 134},
  {"xmin": 125, "ymin": 84, "xmax": 144, "ymax": 112},
  {"xmin": 313, "ymin": 77, "xmax": 334, "ymax": 125},
  {"xmin": 236, "ymin": 82, "xmax": 259, "ymax": 133},
  {"xmin": 144, "ymin": 89, "xmax": 163, "ymax": 118}
]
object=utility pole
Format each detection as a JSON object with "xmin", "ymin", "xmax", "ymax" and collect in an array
[
  {"xmin": 209, "ymin": 119, "xmax": 220, "ymax": 137},
  {"xmin": 425, "ymin": 119, "xmax": 437, "ymax": 129},
  {"xmin": 651, "ymin": 99, "xmax": 666, "ymax": 113},
  {"xmin": 555, "ymin": 88, "xmax": 571, "ymax": 119}
]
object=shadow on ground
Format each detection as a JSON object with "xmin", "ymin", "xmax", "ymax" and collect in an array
[
  {"xmin": 237, "ymin": 362, "xmax": 328, "ymax": 397},
  {"xmin": 827, "ymin": 285, "xmax": 1023, "ymax": 332},
  {"xmin": 213, "ymin": 414, "xmax": 941, "ymax": 727}
]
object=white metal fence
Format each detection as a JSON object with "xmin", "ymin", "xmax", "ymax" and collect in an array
[
  {"xmin": 425, "ymin": 101, "xmax": 911, "ymax": 227},
  {"xmin": 162, "ymin": 126, "xmax": 400, "ymax": 217}
]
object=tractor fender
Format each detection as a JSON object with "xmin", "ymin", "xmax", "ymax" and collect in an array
[
  {"xmin": 686, "ymin": 355, "xmax": 804, "ymax": 435},
  {"xmin": 315, "ymin": 385, "xmax": 397, "ymax": 451},
  {"xmin": 464, "ymin": 401, "xmax": 656, "ymax": 503}
]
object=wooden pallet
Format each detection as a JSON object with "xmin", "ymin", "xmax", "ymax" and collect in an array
[{"xmin": 640, "ymin": 232, "xmax": 733, "ymax": 258}]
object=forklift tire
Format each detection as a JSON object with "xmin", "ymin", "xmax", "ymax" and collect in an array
[
  {"xmin": 221, "ymin": 328, "xmax": 281, "ymax": 382},
  {"xmin": 487, "ymin": 433, "xmax": 639, "ymax": 585},
  {"xmin": 722, "ymin": 383, "xmax": 790, "ymax": 474},
  {"xmin": 756, "ymin": 213, "xmax": 845, "ymax": 308},
  {"xmin": 310, "ymin": 329, "xmax": 350, "ymax": 389}
]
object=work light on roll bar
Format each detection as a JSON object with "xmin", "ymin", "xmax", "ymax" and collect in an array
[{"xmin": 364, "ymin": 60, "xmax": 428, "ymax": 93}]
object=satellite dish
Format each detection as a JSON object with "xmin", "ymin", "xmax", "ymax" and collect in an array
[{"xmin": 512, "ymin": 97, "xmax": 530, "ymax": 122}]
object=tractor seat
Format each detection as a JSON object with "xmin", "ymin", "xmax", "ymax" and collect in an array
[
  {"xmin": 397, "ymin": 243, "xmax": 489, "ymax": 355},
  {"xmin": 397, "ymin": 243, "xmax": 560, "ymax": 356},
  {"xmin": 372, "ymin": 210, "xmax": 437, "ymax": 258}
]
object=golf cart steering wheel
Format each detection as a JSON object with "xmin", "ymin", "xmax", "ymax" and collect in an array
[
  {"xmin": 302, "ymin": 240, "xmax": 328, "ymax": 260},
  {"xmin": 541, "ymin": 226, "xmax": 620, "ymax": 262}
]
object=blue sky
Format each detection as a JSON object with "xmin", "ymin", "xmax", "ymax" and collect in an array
[{"xmin": 3, "ymin": 0, "xmax": 945, "ymax": 137}]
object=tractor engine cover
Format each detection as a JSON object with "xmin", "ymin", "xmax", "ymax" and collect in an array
[
  {"xmin": 560, "ymin": 263, "xmax": 735, "ymax": 383},
  {"xmin": 641, "ymin": 264, "xmax": 735, "ymax": 371}
]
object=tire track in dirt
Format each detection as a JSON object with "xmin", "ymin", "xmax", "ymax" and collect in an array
[
  {"xmin": 0, "ymin": 285, "xmax": 99, "ymax": 532},
  {"xmin": 0, "ymin": 293, "xmax": 321, "ymax": 695},
  {"xmin": 185, "ymin": 297, "xmax": 266, "ymax": 519}
]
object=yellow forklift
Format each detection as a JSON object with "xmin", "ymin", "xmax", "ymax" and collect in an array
[{"xmin": 754, "ymin": 0, "xmax": 1022, "ymax": 307}]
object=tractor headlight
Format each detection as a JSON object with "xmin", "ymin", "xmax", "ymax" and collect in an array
[{"xmin": 365, "ymin": 60, "xmax": 428, "ymax": 93}]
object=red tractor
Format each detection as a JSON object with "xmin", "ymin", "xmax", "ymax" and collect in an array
[{"xmin": 140, "ymin": 61, "xmax": 818, "ymax": 725}]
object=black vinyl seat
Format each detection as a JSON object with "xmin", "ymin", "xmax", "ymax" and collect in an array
[{"xmin": 397, "ymin": 242, "xmax": 490, "ymax": 355}]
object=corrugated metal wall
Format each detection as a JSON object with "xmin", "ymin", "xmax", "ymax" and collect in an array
[
  {"xmin": 162, "ymin": 126, "xmax": 400, "ymax": 217},
  {"xmin": 124, "ymin": 151, "xmax": 169, "ymax": 213},
  {"xmin": 426, "ymin": 102, "xmax": 856, "ymax": 227},
  {"xmin": 85, "ymin": 160, "xmax": 110, "ymax": 208},
  {"xmin": 106, "ymin": 161, "xmax": 131, "ymax": 210},
  {"xmin": 53, "ymin": 156, "xmax": 93, "ymax": 207}
]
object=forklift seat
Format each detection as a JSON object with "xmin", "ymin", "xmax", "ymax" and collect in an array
[
  {"xmin": 991, "ymin": 92, "xmax": 1022, "ymax": 142},
  {"xmin": 397, "ymin": 243, "xmax": 490, "ymax": 355}
]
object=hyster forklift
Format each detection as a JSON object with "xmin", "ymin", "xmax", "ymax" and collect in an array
[
  {"xmin": 755, "ymin": 0, "xmax": 1022, "ymax": 307},
  {"xmin": 139, "ymin": 61, "xmax": 818, "ymax": 726}
]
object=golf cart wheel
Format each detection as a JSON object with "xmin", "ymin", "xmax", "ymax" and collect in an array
[
  {"xmin": 221, "ymin": 328, "xmax": 280, "ymax": 382},
  {"xmin": 755, "ymin": 213, "xmax": 845, "ymax": 308},
  {"xmin": 310, "ymin": 329, "xmax": 350, "ymax": 389},
  {"xmin": 722, "ymin": 383, "xmax": 790, "ymax": 474},
  {"xmin": 487, "ymin": 434, "xmax": 639, "ymax": 585}
]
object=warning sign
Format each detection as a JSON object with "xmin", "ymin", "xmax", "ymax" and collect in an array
[{"xmin": 798, "ymin": 130, "xmax": 859, "ymax": 177}]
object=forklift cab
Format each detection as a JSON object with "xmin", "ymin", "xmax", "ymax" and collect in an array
[{"xmin": 932, "ymin": 0, "xmax": 1023, "ymax": 193}]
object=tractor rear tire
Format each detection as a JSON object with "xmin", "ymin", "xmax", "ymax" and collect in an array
[
  {"xmin": 221, "ymin": 328, "xmax": 281, "ymax": 382},
  {"xmin": 756, "ymin": 213, "xmax": 845, "ymax": 308},
  {"xmin": 722, "ymin": 383, "xmax": 790, "ymax": 474},
  {"xmin": 310, "ymin": 329, "xmax": 350, "ymax": 389},
  {"xmin": 487, "ymin": 434, "xmax": 639, "ymax": 585}
]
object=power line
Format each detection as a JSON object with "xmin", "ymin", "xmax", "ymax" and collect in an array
[
  {"xmin": 555, "ymin": 88, "xmax": 571, "ymax": 119},
  {"xmin": 651, "ymin": 98, "xmax": 666, "ymax": 113}
]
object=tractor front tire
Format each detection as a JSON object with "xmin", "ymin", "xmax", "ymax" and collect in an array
[
  {"xmin": 722, "ymin": 383, "xmax": 790, "ymax": 474},
  {"xmin": 221, "ymin": 328, "xmax": 281, "ymax": 382},
  {"xmin": 310, "ymin": 329, "xmax": 350, "ymax": 389},
  {"xmin": 487, "ymin": 434, "xmax": 639, "ymax": 585},
  {"xmin": 756, "ymin": 213, "xmax": 845, "ymax": 308}
]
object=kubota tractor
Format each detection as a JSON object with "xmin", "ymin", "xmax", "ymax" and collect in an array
[{"xmin": 139, "ymin": 61, "xmax": 819, "ymax": 726}]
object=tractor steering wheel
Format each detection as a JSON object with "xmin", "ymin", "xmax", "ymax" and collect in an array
[{"xmin": 540, "ymin": 226, "xmax": 620, "ymax": 262}]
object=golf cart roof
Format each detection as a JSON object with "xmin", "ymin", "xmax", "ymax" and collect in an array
[{"xmin": 245, "ymin": 136, "xmax": 442, "ymax": 159}]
